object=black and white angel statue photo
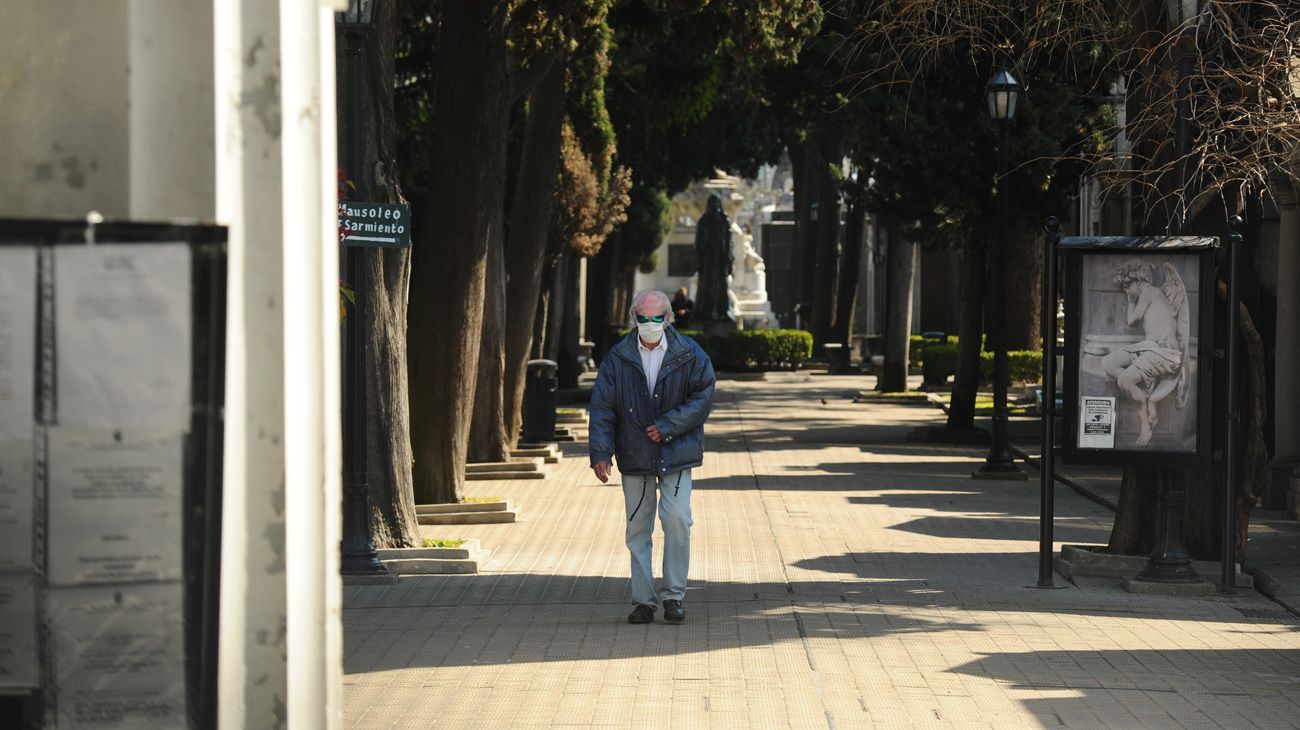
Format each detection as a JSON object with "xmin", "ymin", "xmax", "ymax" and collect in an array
[
  {"xmin": 1077, "ymin": 252, "xmax": 1201, "ymax": 453},
  {"xmin": 1099, "ymin": 260, "xmax": 1191, "ymax": 446}
]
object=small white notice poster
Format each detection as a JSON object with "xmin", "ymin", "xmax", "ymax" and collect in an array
[
  {"xmin": 0, "ymin": 248, "xmax": 36, "ymax": 439},
  {"xmin": 47, "ymin": 429, "xmax": 183, "ymax": 586},
  {"xmin": 0, "ymin": 440, "xmax": 34, "ymax": 570},
  {"xmin": 55, "ymin": 244, "xmax": 191, "ymax": 431},
  {"xmin": 0, "ymin": 572, "xmax": 39, "ymax": 689},
  {"xmin": 1079, "ymin": 396, "xmax": 1117, "ymax": 449},
  {"xmin": 49, "ymin": 583, "xmax": 186, "ymax": 728}
]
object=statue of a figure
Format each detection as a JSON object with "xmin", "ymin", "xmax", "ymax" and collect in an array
[
  {"xmin": 694, "ymin": 194, "xmax": 734, "ymax": 322},
  {"xmin": 1100, "ymin": 259, "xmax": 1191, "ymax": 446}
]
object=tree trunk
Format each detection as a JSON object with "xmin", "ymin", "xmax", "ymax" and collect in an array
[
  {"xmin": 880, "ymin": 227, "xmax": 917, "ymax": 392},
  {"xmin": 336, "ymin": 1, "xmax": 419, "ymax": 547},
  {"xmin": 1005, "ymin": 222, "xmax": 1044, "ymax": 350},
  {"xmin": 558, "ymin": 254, "xmax": 583, "ymax": 389},
  {"xmin": 1109, "ymin": 297, "xmax": 1270, "ymax": 561},
  {"xmin": 791, "ymin": 140, "xmax": 819, "ymax": 322},
  {"xmin": 830, "ymin": 196, "xmax": 866, "ymax": 345},
  {"xmin": 1106, "ymin": 468, "xmax": 1161, "ymax": 555},
  {"xmin": 502, "ymin": 57, "xmax": 566, "ymax": 444},
  {"xmin": 408, "ymin": 0, "xmax": 510, "ymax": 505},
  {"xmin": 811, "ymin": 134, "xmax": 842, "ymax": 349},
  {"xmin": 543, "ymin": 251, "xmax": 569, "ymax": 361},
  {"xmin": 947, "ymin": 237, "xmax": 986, "ymax": 430},
  {"xmin": 467, "ymin": 223, "xmax": 510, "ymax": 463},
  {"xmin": 586, "ymin": 233, "xmax": 616, "ymax": 360},
  {"xmin": 1235, "ymin": 298, "xmax": 1269, "ymax": 563},
  {"xmin": 532, "ymin": 278, "xmax": 550, "ymax": 359}
]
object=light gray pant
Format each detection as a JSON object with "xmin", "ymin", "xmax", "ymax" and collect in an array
[{"xmin": 622, "ymin": 470, "xmax": 693, "ymax": 607}]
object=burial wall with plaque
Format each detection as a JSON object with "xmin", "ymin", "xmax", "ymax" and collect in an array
[{"xmin": 0, "ymin": 219, "xmax": 225, "ymax": 729}]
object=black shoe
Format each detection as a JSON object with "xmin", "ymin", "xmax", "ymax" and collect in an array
[
  {"xmin": 662, "ymin": 600, "xmax": 685, "ymax": 623},
  {"xmin": 628, "ymin": 604, "xmax": 655, "ymax": 624}
]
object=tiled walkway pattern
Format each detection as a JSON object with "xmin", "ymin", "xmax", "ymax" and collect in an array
[{"xmin": 344, "ymin": 374, "xmax": 1300, "ymax": 728}]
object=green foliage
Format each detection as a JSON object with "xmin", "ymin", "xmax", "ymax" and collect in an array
[
  {"xmin": 919, "ymin": 343, "xmax": 959, "ymax": 382},
  {"xmin": 421, "ymin": 538, "xmax": 467, "ymax": 548},
  {"xmin": 619, "ymin": 182, "xmax": 674, "ymax": 274},
  {"xmin": 604, "ymin": 0, "xmax": 821, "ymax": 193},
  {"xmin": 617, "ymin": 328, "xmax": 813, "ymax": 371},
  {"xmin": 909, "ymin": 334, "xmax": 957, "ymax": 363},
  {"xmin": 979, "ymin": 350, "xmax": 1043, "ymax": 385},
  {"xmin": 684, "ymin": 329, "xmax": 813, "ymax": 372},
  {"xmin": 918, "ymin": 339, "xmax": 1040, "ymax": 384}
]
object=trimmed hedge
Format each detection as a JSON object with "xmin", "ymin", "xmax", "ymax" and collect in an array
[
  {"xmin": 978, "ymin": 350, "xmax": 1042, "ymax": 384},
  {"xmin": 919, "ymin": 343, "xmax": 959, "ymax": 383},
  {"xmin": 618, "ymin": 328, "xmax": 813, "ymax": 371},
  {"xmin": 909, "ymin": 334, "xmax": 956, "ymax": 362},
  {"xmin": 918, "ymin": 343, "xmax": 1041, "ymax": 384}
]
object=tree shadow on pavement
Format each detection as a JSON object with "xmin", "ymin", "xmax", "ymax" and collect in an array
[{"xmin": 946, "ymin": 647, "xmax": 1300, "ymax": 726}]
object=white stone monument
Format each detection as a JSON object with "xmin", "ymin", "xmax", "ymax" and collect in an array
[{"xmin": 633, "ymin": 173, "xmax": 779, "ymax": 330}]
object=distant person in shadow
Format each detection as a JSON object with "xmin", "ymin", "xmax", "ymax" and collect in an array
[
  {"xmin": 589, "ymin": 289, "xmax": 716, "ymax": 625},
  {"xmin": 671, "ymin": 286, "xmax": 694, "ymax": 330}
]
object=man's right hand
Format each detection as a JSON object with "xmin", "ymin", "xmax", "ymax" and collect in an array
[{"xmin": 593, "ymin": 461, "xmax": 612, "ymax": 484}]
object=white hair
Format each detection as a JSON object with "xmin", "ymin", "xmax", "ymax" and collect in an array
[{"xmin": 629, "ymin": 289, "xmax": 673, "ymax": 326}]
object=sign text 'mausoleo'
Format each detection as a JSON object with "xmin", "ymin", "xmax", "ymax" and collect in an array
[{"xmin": 340, "ymin": 202, "xmax": 412, "ymax": 248}]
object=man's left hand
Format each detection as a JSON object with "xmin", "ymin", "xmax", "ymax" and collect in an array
[{"xmin": 645, "ymin": 424, "xmax": 663, "ymax": 443}]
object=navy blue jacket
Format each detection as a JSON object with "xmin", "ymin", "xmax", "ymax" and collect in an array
[{"xmin": 589, "ymin": 327, "xmax": 716, "ymax": 476}]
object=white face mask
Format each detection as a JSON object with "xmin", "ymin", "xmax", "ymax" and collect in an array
[{"xmin": 636, "ymin": 317, "xmax": 665, "ymax": 343}]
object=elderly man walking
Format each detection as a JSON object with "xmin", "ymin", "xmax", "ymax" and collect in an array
[{"xmin": 590, "ymin": 289, "xmax": 716, "ymax": 624}]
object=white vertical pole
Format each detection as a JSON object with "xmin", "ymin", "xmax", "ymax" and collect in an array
[
  {"xmin": 215, "ymin": 0, "xmax": 290, "ymax": 725},
  {"xmin": 280, "ymin": 0, "xmax": 342, "ymax": 726},
  {"xmin": 317, "ymin": 3, "xmax": 345, "ymax": 723},
  {"xmin": 128, "ymin": 0, "xmax": 215, "ymax": 220}
]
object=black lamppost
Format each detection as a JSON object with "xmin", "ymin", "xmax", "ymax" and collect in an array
[
  {"xmin": 975, "ymin": 67, "xmax": 1027, "ymax": 480},
  {"xmin": 1134, "ymin": 0, "xmax": 1204, "ymax": 585},
  {"xmin": 337, "ymin": 0, "xmax": 387, "ymax": 576},
  {"xmin": 1168, "ymin": 0, "xmax": 1201, "ymax": 233}
]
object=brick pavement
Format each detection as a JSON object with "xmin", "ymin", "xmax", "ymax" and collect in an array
[{"xmin": 343, "ymin": 374, "xmax": 1300, "ymax": 729}]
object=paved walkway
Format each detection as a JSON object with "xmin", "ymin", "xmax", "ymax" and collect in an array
[{"xmin": 343, "ymin": 374, "xmax": 1300, "ymax": 729}]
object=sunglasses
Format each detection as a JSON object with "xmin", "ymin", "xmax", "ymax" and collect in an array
[{"xmin": 635, "ymin": 314, "xmax": 666, "ymax": 324}]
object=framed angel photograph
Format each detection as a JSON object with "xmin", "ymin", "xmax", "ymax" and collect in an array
[{"xmin": 1059, "ymin": 236, "xmax": 1218, "ymax": 466}]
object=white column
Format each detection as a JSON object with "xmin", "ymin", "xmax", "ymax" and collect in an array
[
  {"xmin": 215, "ymin": 0, "xmax": 289, "ymax": 724},
  {"xmin": 128, "ymin": 0, "xmax": 215, "ymax": 220},
  {"xmin": 280, "ymin": 1, "xmax": 342, "ymax": 726},
  {"xmin": 1270, "ymin": 172, "xmax": 1300, "ymax": 518},
  {"xmin": 578, "ymin": 257, "xmax": 589, "ymax": 340},
  {"xmin": 0, "ymin": 1, "xmax": 129, "ymax": 217}
]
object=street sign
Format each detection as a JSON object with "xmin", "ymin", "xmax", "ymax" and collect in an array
[{"xmin": 340, "ymin": 202, "xmax": 411, "ymax": 248}]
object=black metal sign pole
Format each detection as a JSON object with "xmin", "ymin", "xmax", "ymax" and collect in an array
[
  {"xmin": 1221, "ymin": 215, "xmax": 1243, "ymax": 593},
  {"xmin": 1038, "ymin": 217, "xmax": 1061, "ymax": 587}
]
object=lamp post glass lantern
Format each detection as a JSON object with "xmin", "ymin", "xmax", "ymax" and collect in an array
[
  {"xmin": 975, "ymin": 67, "xmax": 1026, "ymax": 480},
  {"xmin": 986, "ymin": 69, "xmax": 1021, "ymax": 122},
  {"xmin": 337, "ymin": 0, "xmax": 387, "ymax": 576}
]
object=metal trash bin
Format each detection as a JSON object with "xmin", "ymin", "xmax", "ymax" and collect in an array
[
  {"xmin": 824, "ymin": 342, "xmax": 851, "ymax": 375},
  {"xmin": 523, "ymin": 359, "xmax": 558, "ymax": 443}
]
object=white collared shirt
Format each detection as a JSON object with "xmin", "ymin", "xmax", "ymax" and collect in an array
[{"xmin": 637, "ymin": 335, "xmax": 668, "ymax": 395}]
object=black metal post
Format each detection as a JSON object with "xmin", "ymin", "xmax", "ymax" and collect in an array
[
  {"xmin": 976, "ymin": 122, "xmax": 1026, "ymax": 479},
  {"xmin": 1221, "ymin": 215, "xmax": 1244, "ymax": 593},
  {"xmin": 1172, "ymin": 43, "xmax": 1195, "ymax": 233},
  {"xmin": 340, "ymin": 28, "xmax": 387, "ymax": 576},
  {"xmin": 1135, "ymin": 25, "xmax": 1200, "ymax": 584},
  {"xmin": 1037, "ymin": 217, "xmax": 1061, "ymax": 587}
]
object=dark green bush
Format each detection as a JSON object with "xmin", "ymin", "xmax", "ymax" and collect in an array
[
  {"xmin": 718, "ymin": 330, "xmax": 813, "ymax": 371},
  {"xmin": 919, "ymin": 344, "xmax": 958, "ymax": 383},
  {"xmin": 978, "ymin": 350, "xmax": 1042, "ymax": 383},
  {"xmin": 909, "ymin": 334, "xmax": 957, "ymax": 362},
  {"xmin": 614, "ymin": 328, "xmax": 812, "ymax": 371}
]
